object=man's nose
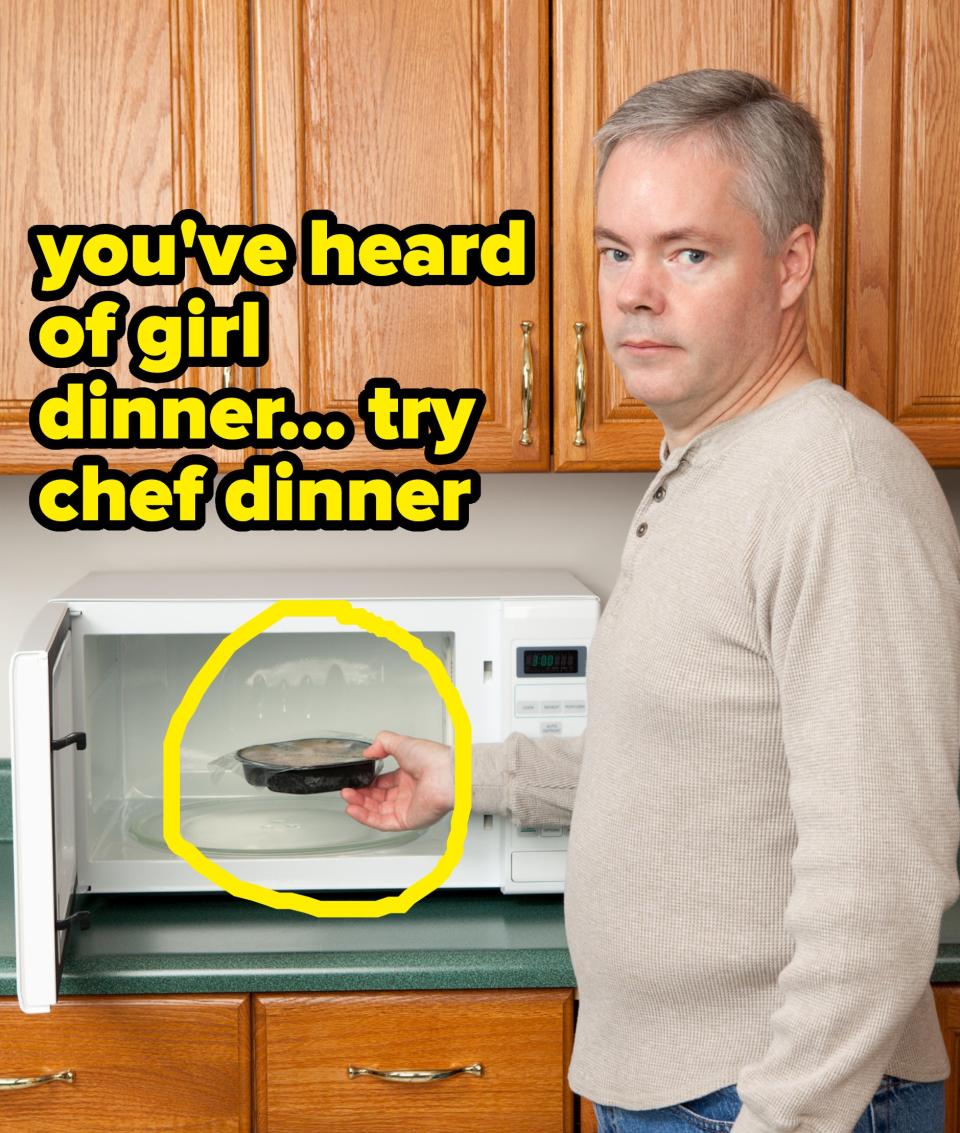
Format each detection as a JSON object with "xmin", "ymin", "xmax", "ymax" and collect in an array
[{"xmin": 616, "ymin": 262, "xmax": 666, "ymax": 315}]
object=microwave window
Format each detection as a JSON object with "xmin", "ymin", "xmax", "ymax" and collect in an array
[{"xmin": 81, "ymin": 630, "xmax": 452, "ymax": 861}]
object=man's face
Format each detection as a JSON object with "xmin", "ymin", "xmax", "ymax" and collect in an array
[{"xmin": 595, "ymin": 134, "xmax": 784, "ymax": 419}]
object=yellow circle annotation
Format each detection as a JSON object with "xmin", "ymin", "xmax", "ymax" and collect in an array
[{"xmin": 161, "ymin": 599, "xmax": 471, "ymax": 917}]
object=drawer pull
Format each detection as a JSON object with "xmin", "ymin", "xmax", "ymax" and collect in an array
[
  {"xmin": 348, "ymin": 1063, "xmax": 483, "ymax": 1083},
  {"xmin": 0, "ymin": 1069, "xmax": 75, "ymax": 1091}
]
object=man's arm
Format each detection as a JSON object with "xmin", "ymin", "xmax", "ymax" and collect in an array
[
  {"xmin": 472, "ymin": 733, "xmax": 586, "ymax": 824},
  {"xmin": 342, "ymin": 732, "xmax": 585, "ymax": 830},
  {"xmin": 732, "ymin": 477, "xmax": 960, "ymax": 1133}
]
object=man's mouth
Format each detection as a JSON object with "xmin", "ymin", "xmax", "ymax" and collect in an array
[{"xmin": 621, "ymin": 339, "xmax": 676, "ymax": 352}]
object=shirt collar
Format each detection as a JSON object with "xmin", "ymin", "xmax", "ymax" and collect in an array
[{"xmin": 658, "ymin": 379, "xmax": 833, "ymax": 470}]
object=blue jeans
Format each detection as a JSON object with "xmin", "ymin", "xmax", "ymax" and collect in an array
[{"xmin": 593, "ymin": 1075, "xmax": 945, "ymax": 1132}]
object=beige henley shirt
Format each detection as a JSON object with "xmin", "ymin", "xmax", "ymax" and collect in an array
[{"xmin": 472, "ymin": 378, "xmax": 960, "ymax": 1133}]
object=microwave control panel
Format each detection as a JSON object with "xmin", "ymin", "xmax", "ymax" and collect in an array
[
  {"xmin": 500, "ymin": 613, "xmax": 596, "ymax": 893},
  {"xmin": 511, "ymin": 644, "xmax": 588, "ymax": 740}
]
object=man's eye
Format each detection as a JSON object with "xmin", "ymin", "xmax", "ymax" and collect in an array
[
  {"xmin": 600, "ymin": 248, "xmax": 628, "ymax": 263},
  {"xmin": 678, "ymin": 249, "xmax": 708, "ymax": 265}
]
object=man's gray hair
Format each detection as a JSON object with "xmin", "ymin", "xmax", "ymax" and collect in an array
[{"xmin": 594, "ymin": 69, "xmax": 825, "ymax": 255}]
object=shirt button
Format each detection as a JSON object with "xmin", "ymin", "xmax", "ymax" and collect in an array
[
  {"xmin": 636, "ymin": 522, "xmax": 648, "ymax": 537},
  {"xmin": 653, "ymin": 486, "xmax": 666, "ymax": 501}
]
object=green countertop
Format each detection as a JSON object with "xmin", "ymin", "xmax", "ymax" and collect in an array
[
  {"xmin": 936, "ymin": 905, "xmax": 960, "ymax": 980},
  {"xmin": 0, "ymin": 843, "xmax": 573, "ymax": 997}
]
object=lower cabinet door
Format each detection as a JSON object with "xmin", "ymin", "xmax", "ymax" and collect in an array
[
  {"xmin": 255, "ymin": 988, "xmax": 575, "ymax": 1133},
  {"xmin": 579, "ymin": 1094, "xmax": 599, "ymax": 1133},
  {"xmin": 934, "ymin": 985, "xmax": 960, "ymax": 1133},
  {"xmin": 0, "ymin": 995, "xmax": 251, "ymax": 1132}
]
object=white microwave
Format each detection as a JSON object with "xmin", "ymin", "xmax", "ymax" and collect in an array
[{"xmin": 9, "ymin": 569, "xmax": 599, "ymax": 1012}]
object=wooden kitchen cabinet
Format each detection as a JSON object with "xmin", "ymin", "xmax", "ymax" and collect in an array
[
  {"xmin": 252, "ymin": 0, "xmax": 552, "ymax": 472},
  {"xmin": 551, "ymin": 0, "xmax": 848, "ymax": 469},
  {"xmin": 579, "ymin": 1092, "xmax": 599, "ymax": 1133},
  {"xmin": 6, "ymin": 0, "xmax": 960, "ymax": 475},
  {"xmin": 0, "ymin": 0, "xmax": 253, "ymax": 474},
  {"xmin": 0, "ymin": 994, "xmax": 251, "ymax": 1132},
  {"xmin": 935, "ymin": 985, "xmax": 960, "ymax": 1132},
  {"xmin": 257, "ymin": 0, "xmax": 850, "ymax": 474},
  {"xmin": 845, "ymin": 0, "xmax": 960, "ymax": 466},
  {"xmin": 1, "ymin": 985, "xmax": 957, "ymax": 1131},
  {"xmin": 253, "ymin": 988, "xmax": 575, "ymax": 1132}
]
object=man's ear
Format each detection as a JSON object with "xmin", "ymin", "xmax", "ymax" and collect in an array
[{"xmin": 778, "ymin": 224, "xmax": 816, "ymax": 309}]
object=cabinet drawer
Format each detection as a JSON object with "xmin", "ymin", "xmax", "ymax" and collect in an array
[
  {"xmin": 255, "ymin": 989, "xmax": 574, "ymax": 1133},
  {"xmin": 0, "ymin": 995, "xmax": 250, "ymax": 1132}
]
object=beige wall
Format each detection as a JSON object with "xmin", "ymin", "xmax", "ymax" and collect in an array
[{"xmin": 3, "ymin": 468, "xmax": 960, "ymax": 753}]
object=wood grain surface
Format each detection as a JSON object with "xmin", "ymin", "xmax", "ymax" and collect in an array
[
  {"xmin": 0, "ymin": 994, "xmax": 251, "ymax": 1132},
  {"xmin": 255, "ymin": 988, "xmax": 574, "ymax": 1132},
  {"xmin": 0, "ymin": 0, "xmax": 251, "ymax": 473},
  {"xmin": 552, "ymin": 0, "xmax": 847, "ymax": 470}
]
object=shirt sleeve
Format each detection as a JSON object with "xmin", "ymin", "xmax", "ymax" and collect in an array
[
  {"xmin": 472, "ymin": 733, "xmax": 585, "ymax": 826},
  {"xmin": 732, "ymin": 476, "xmax": 960, "ymax": 1133}
]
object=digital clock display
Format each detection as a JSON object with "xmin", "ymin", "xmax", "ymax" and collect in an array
[{"xmin": 519, "ymin": 647, "xmax": 585, "ymax": 677}]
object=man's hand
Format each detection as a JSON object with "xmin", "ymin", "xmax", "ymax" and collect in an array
[{"xmin": 340, "ymin": 731, "xmax": 455, "ymax": 831}]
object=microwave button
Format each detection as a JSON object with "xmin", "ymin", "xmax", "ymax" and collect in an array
[
  {"xmin": 541, "ymin": 700, "xmax": 562, "ymax": 714},
  {"xmin": 563, "ymin": 699, "xmax": 587, "ymax": 715},
  {"xmin": 518, "ymin": 826, "xmax": 539, "ymax": 838},
  {"xmin": 511, "ymin": 851, "xmax": 567, "ymax": 884},
  {"xmin": 516, "ymin": 699, "xmax": 539, "ymax": 716},
  {"xmin": 540, "ymin": 825, "xmax": 562, "ymax": 837},
  {"xmin": 540, "ymin": 720, "xmax": 562, "ymax": 735}
]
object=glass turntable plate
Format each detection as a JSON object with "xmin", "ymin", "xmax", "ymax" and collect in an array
[{"xmin": 131, "ymin": 796, "xmax": 424, "ymax": 857}]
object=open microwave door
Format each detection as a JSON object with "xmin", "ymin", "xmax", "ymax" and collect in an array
[{"xmin": 9, "ymin": 603, "xmax": 79, "ymax": 1013}]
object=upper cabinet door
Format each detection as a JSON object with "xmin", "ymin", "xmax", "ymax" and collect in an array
[
  {"xmin": 0, "ymin": 0, "xmax": 252, "ymax": 473},
  {"xmin": 847, "ymin": 0, "xmax": 960, "ymax": 467},
  {"xmin": 552, "ymin": 0, "xmax": 848, "ymax": 470},
  {"xmin": 254, "ymin": 0, "xmax": 551, "ymax": 471}
]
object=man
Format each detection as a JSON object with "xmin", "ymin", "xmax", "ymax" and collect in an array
[{"xmin": 342, "ymin": 70, "xmax": 960, "ymax": 1133}]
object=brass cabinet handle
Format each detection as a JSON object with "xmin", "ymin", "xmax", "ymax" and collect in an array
[
  {"xmin": 0, "ymin": 1069, "xmax": 74, "ymax": 1091},
  {"xmin": 348, "ymin": 1063, "xmax": 483, "ymax": 1083},
  {"xmin": 519, "ymin": 320, "xmax": 534, "ymax": 446},
  {"xmin": 573, "ymin": 321, "xmax": 587, "ymax": 446}
]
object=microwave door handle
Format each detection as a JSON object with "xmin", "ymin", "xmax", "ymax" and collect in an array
[
  {"xmin": 54, "ymin": 910, "xmax": 91, "ymax": 933},
  {"xmin": 51, "ymin": 732, "xmax": 86, "ymax": 752}
]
